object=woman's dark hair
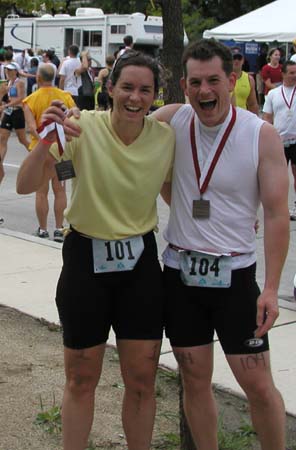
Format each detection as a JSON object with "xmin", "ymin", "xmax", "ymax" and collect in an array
[{"xmin": 109, "ymin": 50, "xmax": 160, "ymax": 95}]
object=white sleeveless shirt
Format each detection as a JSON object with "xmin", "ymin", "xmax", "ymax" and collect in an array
[{"xmin": 163, "ymin": 104, "xmax": 264, "ymax": 270}]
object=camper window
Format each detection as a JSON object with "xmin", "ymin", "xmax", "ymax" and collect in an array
[
  {"xmin": 111, "ymin": 25, "xmax": 126, "ymax": 34},
  {"xmin": 83, "ymin": 30, "xmax": 102, "ymax": 47}
]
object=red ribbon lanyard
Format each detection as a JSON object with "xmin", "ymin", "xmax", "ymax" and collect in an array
[
  {"xmin": 281, "ymin": 86, "xmax": 296, "ymax": 110},
  {"xmin": 190, "ymin": 106, "xmax": 236, "ymax": 195},
  {"xmin": 37, "ymin": 119, "xmax": 65, "ymax": 156}
]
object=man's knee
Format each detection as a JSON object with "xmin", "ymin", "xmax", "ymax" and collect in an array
[{"xmin": 243, "ymin": 376, "xmax": 276, "ymax": 406}]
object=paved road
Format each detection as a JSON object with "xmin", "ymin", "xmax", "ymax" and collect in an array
[{"xmin": 1, "ymin": 132, "xmax": 296, "ymax": 299}]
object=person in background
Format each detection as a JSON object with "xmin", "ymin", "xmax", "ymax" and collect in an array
[
  {"xmin": 59, "ymin": 44, "xmax": 80, "ymax": 104},
  {"xmin": 231, "ymin": 46, "xmax": 259, "ymax": 114},
  {"xmin": 263, "ymin": 60, "xmax": 296, "ymax": 221},
  {"xmin": 96, "ymin": 55, "xmax": 115, "ymax": 110},
  {"xmin": 75, "ymin": 51, "xmax": 95, "ymax": 111},
  {"xmin": 26, "ymin": 57, "xmax": 39, "ymax": 95},
  {"xmin": 117, "ymin": 35, "xmax": 134, "ymax": 58},
  {"xmin": 41, "ymin": 50, "xmax": 58, "ymax": 86},
  {"xmin": 22, "ymin": 63, "xmax": 75, "ymax": 241},
  {"xmin": 261, "ymin": 47, "xmax": 282, "ymax": 96},
  {"xmin": 153, "ymin": 38, "xmax": 289, "ymax": 450},
  {"xmin": 0, "ymin": 63, "xmax": 29, "ymax": 177},
  {"xmin": 16, "ymin": 51, "xmax": 175, "ymax": 450},
  {"xmin": 255, "ymin": 43, "xmax": 269, "ymax": 108}
]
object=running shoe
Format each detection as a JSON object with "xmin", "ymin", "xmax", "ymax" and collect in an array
[
  {"xmin": 53, "ymin": 228, "xmax": 64, "ymax": 243},
  {"xmin": 35, "ymin": 228, "xmax": 49, "ymax": 238}
]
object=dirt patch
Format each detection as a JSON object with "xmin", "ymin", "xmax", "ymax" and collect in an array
[{"xmin": 0, "ymin": 304, "xmax": 295, "ymax": 450}]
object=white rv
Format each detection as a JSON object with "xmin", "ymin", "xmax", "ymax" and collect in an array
[{"xmin": 3, "ymin": 8, "xmax": 167, "ymax": 66}]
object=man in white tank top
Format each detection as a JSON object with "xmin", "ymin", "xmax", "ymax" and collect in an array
[
  {"xmin": 263, "ymin": 60, "xmax": 296, "ymax": 221},
  {"xmin": 153, "ymin": 39, "xmax": 289, "ymax": 450}
]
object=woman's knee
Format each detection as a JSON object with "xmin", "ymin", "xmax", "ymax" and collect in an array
[
  {"xmin": 65, "ymin": 369, "xmax": 99, "ymax": 398},
  {"xmin": 124, "ymin": 371, "xmax": 156, "ymax": 398}
]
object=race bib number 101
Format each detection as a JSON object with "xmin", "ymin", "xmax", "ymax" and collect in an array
[
  {"xmin": 92, "ymin": 235, "xmax": 144, "ymax": 273},
  {"xmin": 180, "ymin": 250, "xmax": 232, "ymax": 288}
]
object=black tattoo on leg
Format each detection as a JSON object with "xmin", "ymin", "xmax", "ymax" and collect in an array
[
  {"xmin": 175, "ymin": 351, "xmax": 194, "ymax": 367},
  {"xmin": 240, "ymin": 352, "xmax": 266, "ymax": 371}
]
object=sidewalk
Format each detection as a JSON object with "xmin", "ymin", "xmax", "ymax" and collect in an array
[{"xmin": 0, "ymin": 226, "xmax": 296, "ymax": 416}]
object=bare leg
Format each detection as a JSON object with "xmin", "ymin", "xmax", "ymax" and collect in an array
[
  {"xmin": 227, "ymin": 351, "xmax": 286, "ymax": 450},
  {"xmin": 173, "ymin": 344, "xmax": 219, "ymax": 450},
  {"xmin": 117, "ymin": 339, "xmax": 161, "ymax": 450},
  {"xmin": 15, "ymin": 128, "xmax": 30, "ymax": 150},
  {"xmin": 35, "ymin": 178, "xmax": 50, "ymax": 230},
  {"xmin": 62, "ymin": 344, "xmax": 105, "ymax": 450},
  {"xmin": 51, "ymin": 175, "xmax": 66, "ymax": 229},
  {"xmin": 0, "ymin": 128, "xmax": 11, "ymax": 163}
]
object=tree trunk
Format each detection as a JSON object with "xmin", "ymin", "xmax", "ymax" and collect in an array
[
  {"xmin": 179, "ymin": 373, "xmax": 197, "ymax": 450},
  {"xmin": 159, "ymin": 0, "xmax": 185, "ymax": 104}
]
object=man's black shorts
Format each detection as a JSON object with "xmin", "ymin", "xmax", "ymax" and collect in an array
[
  {"xmin": 284, "ymin": 142, "xmax": 296, "ymax": 165},
  {"xmin": 163, "ymin": 263, "xmax": 269, "ymax": 355},
  {"xmin": 56, "ymin": 229, "xmax": 164, "ymax": 349},
  {"xmin": 0, "ymin": 109, "xmax": 25, "ymax": 130}
]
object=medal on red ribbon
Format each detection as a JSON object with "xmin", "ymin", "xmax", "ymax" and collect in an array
[{"xmin": 190, "ymin": 106, "xmax": 236, "ymax": 218}]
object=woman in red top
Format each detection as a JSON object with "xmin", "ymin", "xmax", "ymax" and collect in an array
[{"xmin": 261, "ymin": 47, "xmax": 283, "ymax": 95}]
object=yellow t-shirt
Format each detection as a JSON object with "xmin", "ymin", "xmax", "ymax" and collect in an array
[
  {"xmin": 23, "ymin": 87, "xmax": 76, "ymax": 150},
  {"xmin": 234, "ymin": 71, "xmax": 251, "ymax": 110},
  {"xmin": 51, "ymin": 110, "xmax": 175, "ymax": 240}
]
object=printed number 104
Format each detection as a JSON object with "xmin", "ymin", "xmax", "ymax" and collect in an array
[{"xmin": 189, "ymin": 257, "xmax": 220, "ymax": 277}]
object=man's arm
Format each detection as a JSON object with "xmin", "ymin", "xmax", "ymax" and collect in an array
[
  {"xmin": 151, "ymin": 103, "xmax": 183, "ymax": 123},
  {"xmin": 23, "ymin": 104, "xmax": 39, "ymax": 142},
  {"xmin": 246, "ymin": 75, "xmax": 259, "ymax": 115},
  {"xmin": 255, "ymin": 122, "xmax": 289, "ymax": 337},
  {"xmin": 262, "ymin": 112, "xmax": 273, "ymax": 124},
  {"xmin": 59, "ymin": 74, "xmax": 65, "ymax": 90}
]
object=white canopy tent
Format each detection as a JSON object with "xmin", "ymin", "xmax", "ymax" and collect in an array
[{"xmin": 203, "ymin": 0, "xmax": 296, "ymax": 43}]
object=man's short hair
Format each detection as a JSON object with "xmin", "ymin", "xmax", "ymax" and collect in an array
[
  {"xmin": 69, "ymin": 44, "xmax": 79, "ymax": 57},
  {"xmin": 37, "ymin": 63, "xmax": 55, "ymax": 82},
  {"xmin": 123, "ymin": 35, "xmax": 133, "ymax": 47},
  {"xmin": 182, "ymin": 38, "xmax": 233, "ymax": 78},
  {"xmin": 282, "ymin": 60, "xmax": 296, "ymax": 73}
]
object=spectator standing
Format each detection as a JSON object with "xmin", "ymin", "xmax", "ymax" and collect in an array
[
  {"xmin": 59, "ymin": 44, "xmax": 81, "ymax": 103},
  {"xmin": 263, "ymin": 60, "xmax": 296, "ymax": 221},
  {"xmin": 22, "ymin": 63, "xmax": 75, "ymax": 241},
  {"xmin": 96, "ymin": 55, "xmax": 115, "ymax": 110},
  {"xmin": 117, "ymin": 35, "xmax": 134, "ymax": 58},
  {"xmin": 75, "ymin": 51, "xmax": 95, "ymax": 110},
  {"xmin": 0, "ymin": 63, "xmax": 29, "ymax": 176},
  {"xmin": 256, "ymin": 43, "xmax": 269, "ymax": 107},
  {"xmin": 41, "ymin": 50, "xmax": 58, "ymax": 86},
  {"xmin": 261, "ymin": 47, "xmax": 282, "ymax": 96},
  {"xmin": 231, "ymin": 47, "xmax": 259, "ymax": 114}
]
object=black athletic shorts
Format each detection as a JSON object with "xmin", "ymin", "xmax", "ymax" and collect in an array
[
  {"xmin": 0, "ymin": 109, "xmax": 25, "ymax": 130},
  {"xmin": 163, "ymin": 263, "xmax": 269, "ymax": 355},
  {"xmin": 284, "ymin": 142, "xmax": 296, "ymax": 165},
  {"xmin": 56, "ymin": 229, "xmax": 164, "ymax": 349}
]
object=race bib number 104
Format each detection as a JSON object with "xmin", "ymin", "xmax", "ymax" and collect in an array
[
  {"xmin": 180, "ymin": 250, "xmax": 232, "ymax": 288},
  {"xmin": 92, "ymin": 235, "xmax": 144, "ymax": 273}
]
